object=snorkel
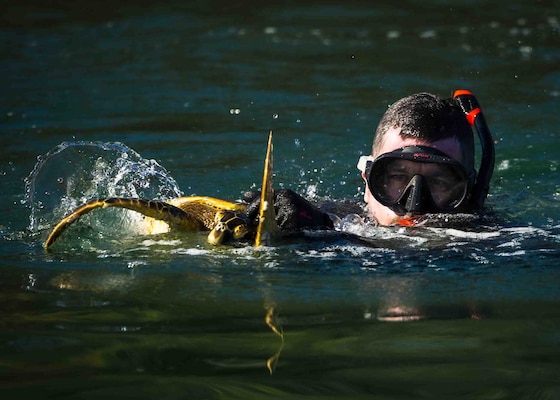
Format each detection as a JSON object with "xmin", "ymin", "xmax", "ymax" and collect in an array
[{"xmin": 452, "ymin": 90, "xmax": 495, "ymax": 210}]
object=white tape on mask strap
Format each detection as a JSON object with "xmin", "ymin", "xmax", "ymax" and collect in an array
[{"xmin": 357, "ymin": 155, "xmax": 375, "ymax": 173}]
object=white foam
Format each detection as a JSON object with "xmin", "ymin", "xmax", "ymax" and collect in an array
[
  {"xmin": 140, "ymin": 239, "xmax": 183, "ymax": 247},
  {"xmin": 443, "ymin": 229, "xmax": 501, "ymax": 240},
  {"xmin": 496, "ymin": 250, "xmax": 527, "ymax": 257},
  {"xmin": 169, "ymin": 247, "xmax": 210, "ymax": 256}
]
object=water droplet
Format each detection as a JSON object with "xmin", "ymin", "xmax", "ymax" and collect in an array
[
  {"xmin": 264, "ymin": 26, "xmax": 277, "ymax": 35},
  {"xmin": 420, "ymin": 30, "xmax": 437, "ymax": 39}
]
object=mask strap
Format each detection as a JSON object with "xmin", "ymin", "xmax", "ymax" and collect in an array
[{"xmin": 453, "ymin": 90, "xmax": 495, "ymax": 210}]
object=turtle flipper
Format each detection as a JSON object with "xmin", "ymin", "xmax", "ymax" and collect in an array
[
  {"xmin": 255, "ymin": 131, "xmax": 279, "ymax": 246},
  {"xmin": 44, "ymin": 197, "xmax": 204, "ymax": 249}
]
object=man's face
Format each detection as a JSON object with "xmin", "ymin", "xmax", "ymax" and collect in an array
[{"xmin": 363, "ymin": 127, "xmax": 465, "ymax": 225}]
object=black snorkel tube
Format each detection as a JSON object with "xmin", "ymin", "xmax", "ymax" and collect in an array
[{"xmin": 453, "ymin": 90, "xmax": 495, "ymax": 210}]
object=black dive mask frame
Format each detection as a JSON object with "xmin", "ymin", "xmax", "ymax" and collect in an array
[{"xmin": 364, "ymin": 145, "xmax": 474, "ymax": 215}]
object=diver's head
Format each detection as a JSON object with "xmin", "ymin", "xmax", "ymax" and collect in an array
[{"xmin": 359, "ymin": 92, "xmax": 484, "ymax": 226}]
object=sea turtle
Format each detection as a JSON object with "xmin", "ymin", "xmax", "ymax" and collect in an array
[
  {"xmin": 43, "ymin": 132, "xmax": 277, "ymax": 250},
  {"xmin": 44, "ymin": 196, "xmax": 256, "ymax": 249}
]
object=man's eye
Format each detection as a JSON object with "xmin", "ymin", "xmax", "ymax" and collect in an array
[
  {"xmin": 388, "ymin": 174, "xmax": 409, "ymax": 183},
  {"xmin": 430, "ymin": 178, "xmax": 447, "ymax": 187},
  {"xmin": 429, "ymin": 177, "xmax": 456, "ymax": 191}
]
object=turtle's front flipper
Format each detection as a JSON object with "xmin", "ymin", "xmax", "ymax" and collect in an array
[
  {"xmin": 255, "ymin": 131, "xmax": 279, "ymax": 246},
  {"xmin": 44, "ymin": 197, "xmax": 204, "ymax": 249}
]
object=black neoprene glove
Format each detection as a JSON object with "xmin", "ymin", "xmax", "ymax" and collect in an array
[{"xmin": 243, "ymin": 189, "xmax": 333, "ymax": 232}]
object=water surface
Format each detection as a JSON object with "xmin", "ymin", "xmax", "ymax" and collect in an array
[{"xmin": 1, "ymin": 1, "xmax": 560, "ymax": 398}]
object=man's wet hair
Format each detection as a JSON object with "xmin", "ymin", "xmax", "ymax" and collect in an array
[{"xmin": 372, "ymin": 93, "xmax": 475, "ymax": 170}]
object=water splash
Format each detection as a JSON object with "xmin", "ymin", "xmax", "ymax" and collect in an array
[{"xmin": 23, "ymin": 141, "xmax": 183, "ymax": 236}]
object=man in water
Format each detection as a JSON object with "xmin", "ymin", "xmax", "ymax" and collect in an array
[{"xmin": 247, "ymin": 90, "xmax": 494, "ymax": 229}]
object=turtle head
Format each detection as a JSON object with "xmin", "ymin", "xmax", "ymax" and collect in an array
[{"xmin": 207, "ymin": 210, "xmax": 253, "ymax": 245}]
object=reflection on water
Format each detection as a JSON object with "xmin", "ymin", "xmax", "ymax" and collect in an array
[
  {"xmin": 3, "ymin": 261, "xmax": 560, "ymax": 398},
  {"xmin": 2, "ymin": 0, "xmax": 560, "ymax": 397}
]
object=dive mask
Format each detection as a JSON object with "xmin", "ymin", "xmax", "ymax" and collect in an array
[{"xmin": 357, "ymin": 146, "xmax": 474, "ymax": 215}]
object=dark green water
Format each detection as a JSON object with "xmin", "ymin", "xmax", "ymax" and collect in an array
[{"xmin": 1, "ymin": 1, "xmax": 560, "ymax": 398}]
